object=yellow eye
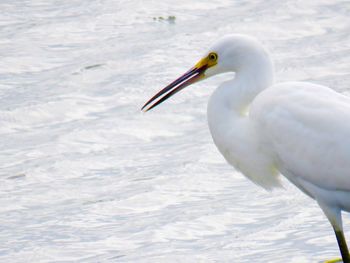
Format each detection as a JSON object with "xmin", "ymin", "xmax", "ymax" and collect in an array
[{"xmin": 208, "ymin": 52, "xmax": 218, "ymax": 61}]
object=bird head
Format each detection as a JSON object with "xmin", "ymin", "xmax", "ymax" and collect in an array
[{"xmin": 142, "ymin": 35, "xmax": 268, "ymax": 112}]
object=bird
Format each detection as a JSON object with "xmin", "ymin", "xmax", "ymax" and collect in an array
[{"xmin": 141, "ymin": 34, "xmax": 350, "ymax": 263}]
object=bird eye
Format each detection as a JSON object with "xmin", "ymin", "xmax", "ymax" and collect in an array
[{"xmin": 208, "ymin": 52, "xmax": 218, "ymax": 61}]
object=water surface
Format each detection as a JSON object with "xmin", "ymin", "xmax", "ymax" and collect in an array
[{"xmin": 0, "ymin": 0, "xmax": 350, "ymax": 262}]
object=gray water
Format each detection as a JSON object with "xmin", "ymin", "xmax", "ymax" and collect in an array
[{"xmin": 1, "ymin": 0, "xmax": 350, "ymax": 262}]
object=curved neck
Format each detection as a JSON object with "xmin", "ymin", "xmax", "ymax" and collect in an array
[
  {"xmin": 206, "ymin": 56, "xmax": 279, "ymax": 189},
  {"xmin": 207, "ymin": 53, "xmax": 274, "ymax": 161},
  {"xmin": 208, "ymin": 59, "xmax": 274, "ymax": 120}
]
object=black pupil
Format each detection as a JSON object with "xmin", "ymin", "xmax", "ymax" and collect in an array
[{"xmin": 210, "ymin": 54, "xmax": 216, "ymax": 60}]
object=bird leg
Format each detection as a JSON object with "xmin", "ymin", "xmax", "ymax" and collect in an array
[
  {"xmin": 319, "ymin": 203, "xmax": 350, "ymax": 263},
  {"xmin": 333, "ymin": 228, "xmax": 350, "ymax": 263},
  {"xmin": 325, "ymin": 227, "xmax": 350, "ymax": 263}
]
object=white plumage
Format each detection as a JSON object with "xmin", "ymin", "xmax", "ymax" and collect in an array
[
  {"xmin": 143, "ymin": 34, "xmax": 350, "ymax": 262},
  {"xmin": 252, "ymin": 82, "xmax": 350, "ymax": 193}
]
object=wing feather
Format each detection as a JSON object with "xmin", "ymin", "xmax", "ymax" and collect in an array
[{"xmin": 251, "ymin": 82, "xmax": 350, "ymax": 191}]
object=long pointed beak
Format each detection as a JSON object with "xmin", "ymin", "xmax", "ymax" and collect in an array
[{"xmin": 142, "ymin": 64, "xmax": 207, "ymax": 112}]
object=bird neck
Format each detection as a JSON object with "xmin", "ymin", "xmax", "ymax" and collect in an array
[
  {"xmin": 208, "ymin": 62, "xmax": 274, "ymax": 119},
  {"xmin": 206, "ymin": 59, "xmax": 279, "ymax": 189}
]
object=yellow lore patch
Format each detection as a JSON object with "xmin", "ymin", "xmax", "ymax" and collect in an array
[{"xmin": 195, "ymin": 52, "xmax": 218, "ymax": 70}]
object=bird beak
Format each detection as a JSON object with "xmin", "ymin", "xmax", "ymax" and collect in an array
[{"xmin": 141, "ymin": 58, "xmax": 209, "ymax": 112}]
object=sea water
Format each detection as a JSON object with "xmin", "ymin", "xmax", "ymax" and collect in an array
[{"xmin": 0, "ymin": 0, "xmax": 349, "ymax": 262}]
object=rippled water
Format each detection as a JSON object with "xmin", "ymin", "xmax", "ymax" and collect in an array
[{"xmin": 1, "ymin": 0, "xmax": 350, "ymax": 262}]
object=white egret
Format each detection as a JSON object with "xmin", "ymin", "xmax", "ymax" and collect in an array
[{"xmin": 142, "ymin": 35, "xmax": 350, "ymax": 263}]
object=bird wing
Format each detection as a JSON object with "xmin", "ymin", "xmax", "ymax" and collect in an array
[{"xmin": 250, "ymin": 82, "xmax": 350, "ymax": 191}]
